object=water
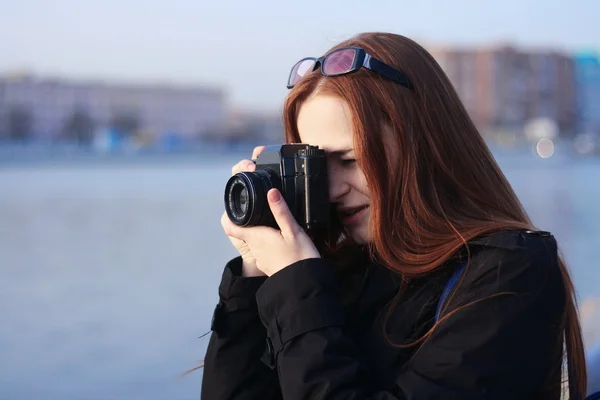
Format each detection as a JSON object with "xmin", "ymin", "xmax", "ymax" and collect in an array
[{"xmin": 0, "ymin": 149, "xmax": 599, "ymax": 399}]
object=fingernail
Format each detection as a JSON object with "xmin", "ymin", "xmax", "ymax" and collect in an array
[
  {"xmin": 268, "ymin": 189, "xmax": 281, "ymax": 202},
  {"xmin": 246, "ymin": 162, "xmax": 255, "ymax": 169}
]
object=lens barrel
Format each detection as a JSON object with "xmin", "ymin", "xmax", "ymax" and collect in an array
[{"xmin": 224, "ymin": 169, "xmax": 280, "ymax": 227}]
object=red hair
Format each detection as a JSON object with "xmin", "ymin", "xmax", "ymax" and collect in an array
[{"xmin": 283, "ymin": 32, "xmax": 586, "ymax": 398}]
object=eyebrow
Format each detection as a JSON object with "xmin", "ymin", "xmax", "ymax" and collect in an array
[{"xmin": 327, "ymin": 148, "xmax": 354, "ymax": 156}]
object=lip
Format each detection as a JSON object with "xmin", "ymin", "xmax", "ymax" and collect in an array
[{"xmin": 338, "ymin": 205, "xmax": 369, "ymax": 225}]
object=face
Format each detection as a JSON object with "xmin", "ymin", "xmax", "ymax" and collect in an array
[{"xmin": 297, "ymin": 94, "xmax": 371, "ymax": 243}]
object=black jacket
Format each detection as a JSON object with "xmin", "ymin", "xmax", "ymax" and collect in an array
[{"xmin": 201, "ymin": 230, "xmax": 566, "ymax": 399}]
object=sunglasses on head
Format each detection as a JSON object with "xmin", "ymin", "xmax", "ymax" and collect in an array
[{"xmin": 287, "ymin": 46, "xmax": 414, "ymax": 90}]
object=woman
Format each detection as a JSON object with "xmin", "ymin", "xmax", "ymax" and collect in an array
[{"xmin": 201, "ymin": 32, "xmax": 587, "ymax": 399}]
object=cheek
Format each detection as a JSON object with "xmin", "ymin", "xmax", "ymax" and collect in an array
[{"xmin": 355, "ymin": 169, "xmax": 371, "ymax": 198}]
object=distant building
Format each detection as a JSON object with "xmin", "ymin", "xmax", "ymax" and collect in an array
[
  {"xmin": 0, "ymin": 73, "xmax": 228, "ymax": 142},
  {"xmin": 428, "ymin": 44, "xmax": 576, "ymax": 137},
  {"xmin": 573, "ymin": 52, "xmax": 600, "ymax": 134},
  {"xmin": 219, "ymin": 110, "xmax": 284, "ymax": 143}
]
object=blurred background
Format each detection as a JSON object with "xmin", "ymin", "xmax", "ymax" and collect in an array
[{"xmin": 1, "ymin": 0, "xmax": 599, "ymax": 399}]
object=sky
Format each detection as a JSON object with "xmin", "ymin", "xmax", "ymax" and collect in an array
[{"xmin": 1, "ymin": 0, "xmax": 598, "ymax": 113}]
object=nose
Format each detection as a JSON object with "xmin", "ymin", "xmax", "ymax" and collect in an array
[{"xmin": 328, "ymin": 162, "xmax": 350, "ymax": 203}]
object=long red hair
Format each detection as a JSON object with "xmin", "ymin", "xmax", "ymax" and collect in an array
[{"xmin": 283, "ymin": 32, "xmax": 586, "ymax": 398}]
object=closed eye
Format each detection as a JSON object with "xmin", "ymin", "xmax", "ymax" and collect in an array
[{"xmin": 340, "ymin": 158, "xmax": 356, "ymax": 166}]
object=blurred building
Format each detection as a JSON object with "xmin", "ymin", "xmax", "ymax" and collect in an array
[
  {"xmin": 212, "ymin": 110, "xmax": 283, "ymax": 144},
  {"xmin": 0, "ymin": 72, "xmax": 228, "ymax": 142},
  {"xmin": 573, "ymin": 52, "xmax": 600, "ymax": 134},
  {"xmin": 429, "ymin": 44, "xmax": 576, "ymax": 138}
]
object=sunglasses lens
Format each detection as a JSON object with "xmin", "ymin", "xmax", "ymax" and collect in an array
[
  {"xmin": 289, "ymin": 59, "xmax": 316, "ymax": 87},
  {"xmin": 323, "ymin": 49, "xmax": 357, "ymax": 75}
]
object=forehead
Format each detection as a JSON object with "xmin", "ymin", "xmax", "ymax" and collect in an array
[{"xmin": 296, "ymin": 94, "xmax": 354, "ymax": 152}]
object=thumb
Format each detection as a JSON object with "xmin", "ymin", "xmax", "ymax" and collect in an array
[{"xmin": 267, "ymin": 189, "xmax": 301, "ymax": 239}]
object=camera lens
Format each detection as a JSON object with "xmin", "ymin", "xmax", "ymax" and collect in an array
[
  {"xmin": 230, "ymin": 180, "xmax": 248, "ymax": 216},
  {"xmin": 224, "ymin": 169, "xmax": 280, "ymax": 227}
]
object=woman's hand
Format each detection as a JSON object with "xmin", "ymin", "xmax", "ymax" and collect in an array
[
  {"xmin": 225, "ymin": 146, "xmax": 267, "ymax": 277},
  {"xmin": 221, "ymin": 188, "xmax": 321, "ymax": 277}
]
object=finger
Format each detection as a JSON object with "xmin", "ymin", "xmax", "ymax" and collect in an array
[
  {"xmin": 267, "ymin": 189, "xmax": 302, "ymax": 240},
  {"xmin": 221, "ymin": 212, "xmax": 247, "ymax": 241},
  {"xmin": 231, "ymin": 159, "xmax": 256, "ymax": 175},
  {"xmin": 252, "ymin": 146, "xmax": 266, "ymax": 160}
]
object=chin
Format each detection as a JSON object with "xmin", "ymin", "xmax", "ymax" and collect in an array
[{"xmin": 349, "ymin": 225, "xmax": 371, "ymax": 244}]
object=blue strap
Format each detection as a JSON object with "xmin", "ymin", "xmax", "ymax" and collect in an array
[
  {"xmin": 435, "ymin": 262, "xmax": 466, "ymax": 323},
  {"xmin": 435, "ymin": 263, "xmax": 600, "ymax": 400},
  {"xmin": 435, "ymin": 262, "xmax": 600, "ymax": 400}
]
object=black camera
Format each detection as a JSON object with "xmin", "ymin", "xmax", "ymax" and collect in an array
[{"xmin": 224, "ymin": 144, "xmax": 329, "ymax": 231}]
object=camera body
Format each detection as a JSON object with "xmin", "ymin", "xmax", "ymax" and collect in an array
[{"xmin": 224, "ymin": 144, "xmax": 329, "ymax": 231}]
